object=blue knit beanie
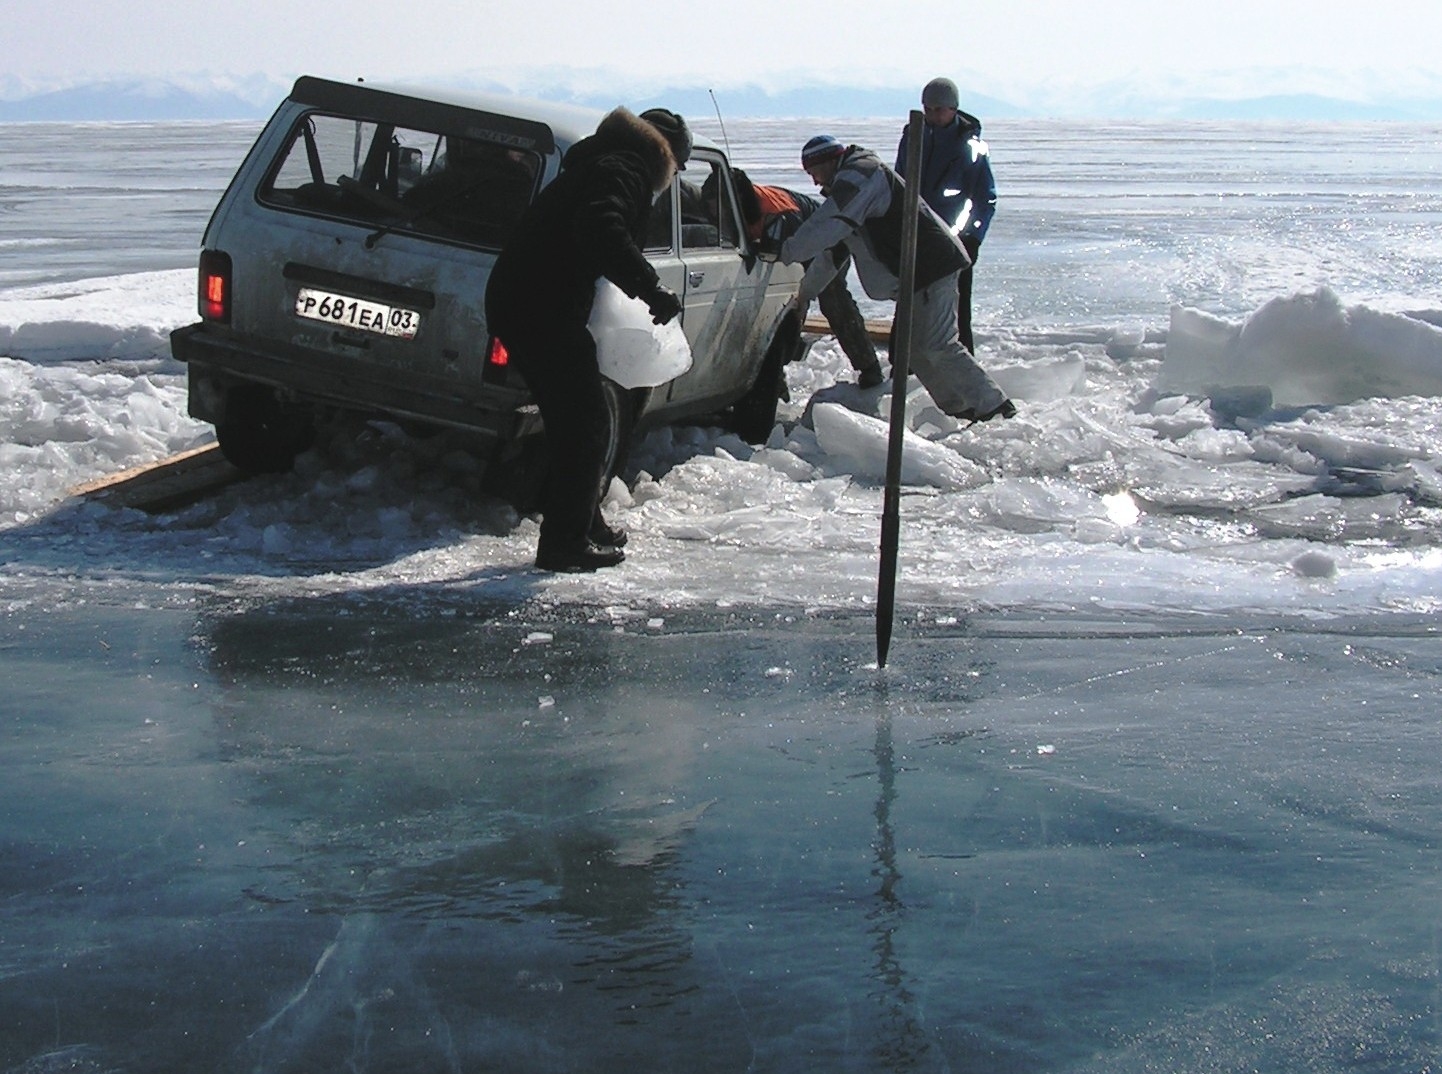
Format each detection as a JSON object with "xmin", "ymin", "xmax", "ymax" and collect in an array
[{"xmin": 800, "ymin": 134, "xmax": 845, "ymax": 168}]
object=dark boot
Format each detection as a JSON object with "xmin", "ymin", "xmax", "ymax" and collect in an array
[
  {"xmin": 535, "ymin": 539, "xmax": 625, "ymax": 573},
  {"xmin": 857, "ymin": 362, "xmax": 885, "ymax": 389},
  {"xmin": 588, "ymin": 511, "xmax": 628, "ymax": 548},
  {"xmin": 977, "ymin": 399, "xmax": 1017, "ymax": 423},
  {"xmin": 953, "ymin": 399, "xmax": 1017, "ymax": 425}
]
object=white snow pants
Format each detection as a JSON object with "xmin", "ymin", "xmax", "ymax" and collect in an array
[{"xmin": 903, "ymin": 271, "xmax": 1007, "ymax": 418}]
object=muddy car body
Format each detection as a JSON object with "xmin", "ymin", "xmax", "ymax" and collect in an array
[{"xmin": 171, "ymin": 76, "xmax": 805, "ymax": 475}]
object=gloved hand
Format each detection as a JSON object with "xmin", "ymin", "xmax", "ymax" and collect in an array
[{"xmin": 646, "ymin": 285, "xmax": 682, "ymax": 326}]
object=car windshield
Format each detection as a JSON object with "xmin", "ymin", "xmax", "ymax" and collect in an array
[{"xmin": 260, "ymin": 112, "xmax": 541, "ymax": 249}]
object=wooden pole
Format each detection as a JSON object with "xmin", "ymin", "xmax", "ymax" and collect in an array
[{"xmin": 876, "ymin": 111, "xmax": 925, "ymax": 669}]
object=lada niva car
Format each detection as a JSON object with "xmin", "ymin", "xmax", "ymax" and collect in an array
[{"xmin": 171, "ymin": 76, "xmax": 805, "ymax": 477}]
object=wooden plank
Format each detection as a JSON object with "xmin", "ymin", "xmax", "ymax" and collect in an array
[
  {"xmin": 803, "ymin": 313, "xmax": 892, "ymax": 344},
  {"xmin": 67, "ymin": 443, "xmax": 248, "ymax": 513}
]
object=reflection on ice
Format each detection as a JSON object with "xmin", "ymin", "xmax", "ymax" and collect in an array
[{"xmin": 5, "ymin": 603, "xmax": 1442, "ymax": 1071}]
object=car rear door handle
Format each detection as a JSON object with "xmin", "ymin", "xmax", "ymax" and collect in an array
[{"xmin": 688, "ymin": 271, "xmax": 705, "ymax": 287}]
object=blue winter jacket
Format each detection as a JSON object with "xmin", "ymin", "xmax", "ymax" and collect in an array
[{"xmin": 895, "ymin": 112, "xmax": 995, "ymax": 247}]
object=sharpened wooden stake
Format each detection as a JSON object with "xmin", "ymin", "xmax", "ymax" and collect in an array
[{"xmin": 876, "ymin": 110, "xmax": 925, "ymax": 669}]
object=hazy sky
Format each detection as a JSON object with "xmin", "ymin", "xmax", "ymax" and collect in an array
[{"xmin": 9, "ymin": 0, "xmax": 1440, "ymax": 99}]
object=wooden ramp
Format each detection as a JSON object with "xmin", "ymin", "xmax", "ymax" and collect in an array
[
  {"xmin": 804, "ymin": 313, "xmax": 892, "ymax": 344},
  {"xmin": 67, "ymin": 443, "xmax": 249, "ymax": 513}
]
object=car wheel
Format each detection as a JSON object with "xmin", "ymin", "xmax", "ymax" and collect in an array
[
  {"xmin": 482, "ymin": 380, "xmax": 640, "ymax": 513},
  {"xmin": 730, "ymin": 315, "xmax": 800, "ymax": 444},
  {"xmin": 600, "ymin": 379, "xmax": 640, "ymax": 485},
  {"xmin": 216, "ymin": 384, "xmax": 315, "ymax": 474}
]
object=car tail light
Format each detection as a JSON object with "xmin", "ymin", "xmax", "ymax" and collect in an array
[
  {"xmin": 199, "ymin": 249, "xmax": 232, "ymax": 324},
  {"xmin": 486, "ymin": 336, "xmax": 509, "ymax": 369}
]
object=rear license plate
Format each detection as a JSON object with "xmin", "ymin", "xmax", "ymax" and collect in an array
[{"xmin": 294, "ymin": 287, "xmax": 421, "ymax": 340}]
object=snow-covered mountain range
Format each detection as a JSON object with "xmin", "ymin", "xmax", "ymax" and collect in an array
[{"xmin": 3, "ymin": 69, "xmax": 1441, "ymax": 122}]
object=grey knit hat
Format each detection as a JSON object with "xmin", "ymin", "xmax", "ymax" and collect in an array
[{"xmin": 921, "ymin": 77, "xmax": 960, "ymax": 109}]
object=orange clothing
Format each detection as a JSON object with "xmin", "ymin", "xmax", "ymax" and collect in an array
[{"xmin": 748, "ymin": 184, "xmax": 801, "ymax": 241}]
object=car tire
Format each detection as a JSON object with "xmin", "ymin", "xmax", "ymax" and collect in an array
[
  {"xmin": 216, "ymin": 384, "xmax": 316, "ymax": 474},
  {"xmin": 600, "ymin": 379, "xmax": 641, "ymax": 486},
  {"xmin": 483, "ymin": 380, "xmax": 640, "ymax": 514},
  {"xmin": 730, "ymin": 314, "xmax": 801, "ymax": 444}
]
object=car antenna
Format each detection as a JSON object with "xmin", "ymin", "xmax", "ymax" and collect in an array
[{"xmin": 708, "ymin": 89, "xmax": 732, "ymax": 158}]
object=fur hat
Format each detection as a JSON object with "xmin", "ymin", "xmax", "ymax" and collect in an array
[
  {"xmin": 591, "ymin": 108, "xmax": 682, "ymax": 191},
  {"xmin": 639, "ymin": 108, "xmax": 692, "ymax": 168},
  {"xmin": 921, "ymin": 77, "xmax": 960, "ymax": 110},
  {"xmin": 800, "ymin": 134, "xmax": 845, "ymax": 168}
]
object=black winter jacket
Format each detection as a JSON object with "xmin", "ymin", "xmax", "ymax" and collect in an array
[{"xmin": 486, "ymin": 108, "xmax": 677, "ymax": 335}]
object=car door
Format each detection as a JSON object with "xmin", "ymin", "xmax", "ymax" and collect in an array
[{"xmin": 654, "ymin": 152, "xmax": 761, "ymax": 411}]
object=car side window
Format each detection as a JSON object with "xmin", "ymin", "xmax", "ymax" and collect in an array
[
  {"xmin": 400, "ymin": 135, "xmax": 539, "ymax": 244},
  {"xmin": 260, "ymin": 113, "xmax": 540, "ymax": 249},
  {"xmin": 681, "ymin": 158, "xmax": 740, "ymax": 251},
  {"xmin": 644, "ymin": 182, "xmax": 675, "ymax": 252}
]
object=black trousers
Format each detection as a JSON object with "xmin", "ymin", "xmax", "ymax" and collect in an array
[
  {"xmin": 816, "ymin": 272, "xmax": 879, "ymax": 373},
  {"xmin": 504, "ymin": 319, "xmax": 612, "ymax": 550},
  {"xmin": 956, "ymin": 235, "xmax": 981, "ymax": 355}
]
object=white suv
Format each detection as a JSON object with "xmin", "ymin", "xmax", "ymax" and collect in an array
[{"xmin": 171, "ymin": 76, "xmax": 804, "ymax": 477}]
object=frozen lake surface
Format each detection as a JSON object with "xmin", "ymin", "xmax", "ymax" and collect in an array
[
  {"xmin": 2, "ymin": 115, "xmax": 1442, "ymax": 1071},
  {"xmin": 6, "ymin": 601, "xmax": 1442, "ymax": 1072}
]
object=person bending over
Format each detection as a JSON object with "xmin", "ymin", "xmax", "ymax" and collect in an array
[
  {"xmin": 713, "ymin": 167, "xmax": 884, "ymax": 389},
  {"xmin": 775, "ymin": 134, "xmax": 1014, "ymax": 424}
]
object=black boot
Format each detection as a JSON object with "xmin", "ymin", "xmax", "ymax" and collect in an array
[
  {"xmin": 535, "ymin": 539, "xmax": 625, "ymax": 573},
  {"xmin": 588, "ymin": 512, "xmax": 628, "ymax": 548},
  {"xmin": 953, "ymin": 399, "xmax": 1017, "ymax": 425},
  {"xmin": 975, "ymin": 399, "xmax": 1018, "ymax": 424}
]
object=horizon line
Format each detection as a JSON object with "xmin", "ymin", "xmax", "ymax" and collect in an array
[{"xmin": 3, "ymin": 73, "xmax": 1441, "ymax": 124}]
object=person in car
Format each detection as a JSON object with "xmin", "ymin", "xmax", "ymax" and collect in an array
[
  {"xmin": 775, "ymin": 134, "xmax": 1014, "ymax": 424},
  {"xmin": 707, "ymin": 167, "xmax": 883, "ymax": 389},
  {"xmin": 485, "ymin": 106, "xmax": 691, "ymax": 573}
]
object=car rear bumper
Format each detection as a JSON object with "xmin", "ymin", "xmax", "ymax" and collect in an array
[{"xmin": 171, "ymin": 323, "xmax": 538, "ymax": 441}]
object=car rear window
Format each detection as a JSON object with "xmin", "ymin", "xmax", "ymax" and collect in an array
[{"xmin": 259, "ymin": 112, "xmax": 541, "ymax": 249}]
